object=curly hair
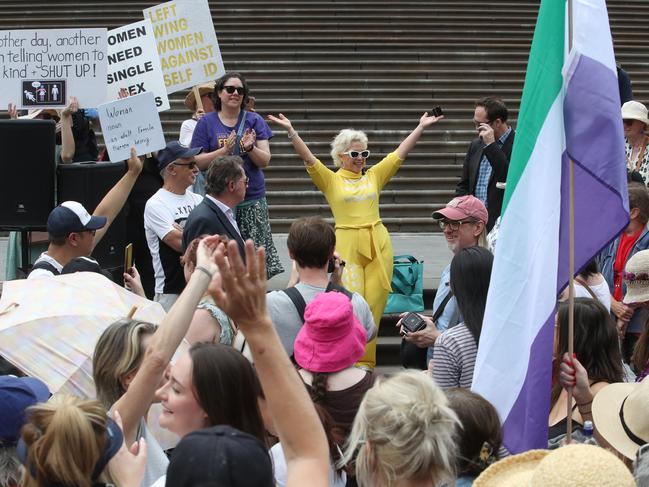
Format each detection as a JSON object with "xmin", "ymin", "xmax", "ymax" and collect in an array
[{"xmin": 330, "ymin": 129, "xmax": 368, "ymax": 167}]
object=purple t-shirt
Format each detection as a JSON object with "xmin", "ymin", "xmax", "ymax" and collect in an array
[{"xmin": 191, "ymin": 110, "xmax": 273, "ymax": 200}]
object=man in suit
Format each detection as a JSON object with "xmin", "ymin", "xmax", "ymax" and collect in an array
[
  {"xmin": 183, "ymin": 155, "xmax": 247, "ymax": 258},
  {"xmin": 455, "ymin": 97, "xmax": 515, "ymax": 231}
]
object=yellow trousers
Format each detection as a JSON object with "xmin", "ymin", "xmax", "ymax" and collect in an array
[{"xmin": 336, "ymin": 224, "xmax": 393, "ymax": 369}]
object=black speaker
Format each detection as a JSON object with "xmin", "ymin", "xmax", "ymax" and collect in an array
[
  {"xmin": 57, "ymin": 162, "xmax": 127, "ymax": 270},
  {"xmin": 0, "ymin": 119, "xmax": 56, "ymax": 229}
]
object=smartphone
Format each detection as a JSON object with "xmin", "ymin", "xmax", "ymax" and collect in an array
[
  {"xmin": 431, "ymin": 106, "xmax": 444, "ymax": 117},
  {"xmin": 401, "ymin": 312, "xmax": 427, "ymax": 333},
  {"xmin": 124, "ymin": 243, "xmax": 133, "ymax": 272}
]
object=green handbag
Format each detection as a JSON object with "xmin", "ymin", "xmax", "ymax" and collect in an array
[{"xmin": 384, "ymin": 254, "xmax": 424, "ymax": 314}]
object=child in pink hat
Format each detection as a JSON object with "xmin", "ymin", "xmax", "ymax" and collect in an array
[{"xmin": 294, "ymin": 291, "xmax": 376, "ymax": 441}]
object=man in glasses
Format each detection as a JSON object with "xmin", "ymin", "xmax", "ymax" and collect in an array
[
  {"xmin": 456, "ymin": 97, "xmax": 514, "ymax": 231},
  {"xmin": 182, "ymin": 155, "xmax": 247, "ymax": 259},
  {"xmin": 398, "ymin": 195, "xmax": 488, "ymax": 369},
  {"xmin": 144, "ymin": 141, "xmax": 204, "ymax": 311}
]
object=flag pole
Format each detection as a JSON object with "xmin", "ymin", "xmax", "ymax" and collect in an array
[{"xmin": 566, "ymin": 0, "xmax": 576, "ymax": 444}]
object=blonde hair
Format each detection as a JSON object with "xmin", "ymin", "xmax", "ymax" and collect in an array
[
  {"xmin": 92, "ymin": 318, "xmax": 157, "ymax": 409},
  {"xmin": 342, "ymin": 371, "xmax": 459, "ymax": 487},
  {"xmin": 20, "ymin": 395, "xmax": 111, "ymax": 487},
  {"xmin": 330, "ymin": 129, "xmax": 368, "ymax": 167}
]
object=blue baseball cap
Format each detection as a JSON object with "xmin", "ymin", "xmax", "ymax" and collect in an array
[
  {"xmin": 0, "ymin": 375, "xmax": 51, "ymax": 443},
  {"xmin": 157, "ymin": 141, "xmax": 203, "ymax": 171},
  {"xmin": 47, "ymin": 201, "xmax": 107, "ymax": 238}
]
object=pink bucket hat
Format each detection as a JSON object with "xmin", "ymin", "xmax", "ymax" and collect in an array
[
  {"xmin": 432, "ymin": 195, "xmax": 488, "ymax": 224},
  {"xmin": 293, "ymin": 292, "xmax": 367, "ymax": 373}
]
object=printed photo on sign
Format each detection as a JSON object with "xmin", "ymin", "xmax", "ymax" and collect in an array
[
  {"xmin": 0, "ymin": 29, "xmax": 108, "ymax": 108},
  {"xmin": 22, "ymin": 80, "xmax": 66, "ymax": 107},
  {"xmin": 107, "ymin": 19, "xmax": 170, "ymax": 111},
  {"xmin": 144, "ymin": 0, "xmax": 225, "ymax": 94},
  {"xmin": 98, "ymin": 91, "xmax": 166, "ymax": 161}
]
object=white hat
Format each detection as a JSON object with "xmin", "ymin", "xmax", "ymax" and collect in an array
[{"xmin": 621, "ymin": 101, "xmax": 649, "ymax": 126}]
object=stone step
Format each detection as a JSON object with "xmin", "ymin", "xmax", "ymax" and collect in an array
[
  {"xmin": 266, "ymin": 176, "xmax": 459, "ymax": 191},
  {"xmin": 267, "ymin": 217, "xmax": 441, "ymax": 233},
  {"xmin": 268, "ymin": 202, "xmax": 449, "ymax": 219},
  {"xmin": 266, "ymin": 189, "xmax": 455, "ymax": 205},
  {"xmin": 265, "ymin": 164, "xmax": 462, "ymax": 177},
  {"xmin": 263, "ymin": 152, "xmax": 469, "ymax": 165}
]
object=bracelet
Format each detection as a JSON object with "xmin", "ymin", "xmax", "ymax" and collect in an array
[
  {"xmin": 288, "ymin": 130, "xmax": 298, "ymax": 139},
  {"xmin": 195, "ymin": 266, "xmax": 213, "ymax": 280}
]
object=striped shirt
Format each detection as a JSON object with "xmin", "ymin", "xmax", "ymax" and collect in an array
[{"xmin": 432, "ymin": 323, "xmax": 477, "ymax": 389}]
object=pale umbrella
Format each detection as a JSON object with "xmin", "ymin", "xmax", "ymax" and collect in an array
[{"xmin": 0, "ymin": 272, "xmax": 165, "ymax": 397}]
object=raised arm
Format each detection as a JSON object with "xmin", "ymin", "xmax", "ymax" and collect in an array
[
  {"xmin": 395, "ymin": 112, "xmax": 444, "ymax": 160},
  {"xmin": 113, "ymin": 237, "xmax": 221, "ymax": 444},
  {"xmin": 91, "ymin": 148, "xmax": 142, "ymax": 249},
  {"xmin": 267, "ymin": 113, "xmax": 318, "ymax": 166},
  {"xmin": 58, "ymin": 97, "xmax": 79, "ymax": 164},
  {"xmin": 210, "ymin": 240, "xmax": 329, "ymax": 487}
]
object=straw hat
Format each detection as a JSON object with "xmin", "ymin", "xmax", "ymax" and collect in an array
[
  {"xmin": 592, "ymin": 377, "xmax": 649, "ymax": 459},
  {"xmin": 473, "ymin": 450, "xmax": 548, "ymax": 487},
  {"xmin": 475, "ymin": 445, "xmax": 634, "ymax": 487},
  {"xmin": 184, "ymin": 81, "xmax": 216, "ymax": 111},
  {"xmin": 622, "ymin": 249, "xmax": 649, "ymax": 305},
  {"xmin": 18, "ymin": 108, "xmax": 60, "ymax": 120},
  {"xmin": 621, "ymin": 100, "xmax": 649, "ymax": 126}
]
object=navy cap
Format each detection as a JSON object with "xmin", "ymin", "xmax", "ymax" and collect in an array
[
  {"xmin": 47, "ymin": 201, "xmax": 107, "ymax": 238},
  {"xmin": 0, "ymin": 375, "xmax": 51, "ymax": 443},
  {"xmin": 157, "ymin": 141, "xmax": 203, "ymax": 171},
  {"xmin": 166, "ymin": 425, "xmax": 274, "ymax": 487}
]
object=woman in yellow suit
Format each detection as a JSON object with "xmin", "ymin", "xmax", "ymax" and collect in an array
[{"xmin": 268, "ymin": 112, "xmax": 443, "ymax": 369}]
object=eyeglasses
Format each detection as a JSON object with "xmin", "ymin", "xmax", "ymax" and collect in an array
[
  {"xmin": 173, "ymin": 160, "xmax": 197, "ymax": 169},
  {"xmin": 223, "ymin": 85, "xmax": 246, "ymax": 95},
  {"xmin": 438, "ymin": 219, "xmax": 476, "ymax": 231},
  {"xmin": 342, "ymin": 150, "xmax": 370, "ymax": 159},
  {"xmin": 241, "ymin": 176, "xmax": 249, "ymax": 186},
  {"xmin": 623, "ymin": 119, "xmax": 635, "ymax": 126}
]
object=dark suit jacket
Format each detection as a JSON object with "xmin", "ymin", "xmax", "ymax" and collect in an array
[
  {"xmin": 182, "ymin": 196, "xmax": 246, "ymax": 259},
  {"xmin": 455, "ymin": 130, "xmax": 515, "ymax": 231}
]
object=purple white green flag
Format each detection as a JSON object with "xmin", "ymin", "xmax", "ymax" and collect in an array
[{"xmin": 471, "ymin": 0, "xmax": 629, "ymax": 453}]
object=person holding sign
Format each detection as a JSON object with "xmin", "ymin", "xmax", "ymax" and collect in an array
[
  {"xmin": 191, "ymin": 73, "xmax": 283, "ymax": 279},
  {"xmin": 267, "ymin": 112, "xmax": 444, "ymax": 369}
]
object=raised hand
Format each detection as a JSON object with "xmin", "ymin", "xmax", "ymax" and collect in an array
[
  {"xmin": 558, "ymin": 353, "xmax": 593, "ymax": 405},
  {"xmin": 61, "ymin": 96, "xmax": 79, "ymax": 118},
  {"xmin": 418, "ymin": 111, "xmax": 444, "ymax": 129},
  {"xmin": 224, "ymin": 130, "xmax": 237, "ymax": 153},
  {"xmin": 126, "ymin": 147, "xmax": 143, "ymax": 174},
  {"xmin": 107, "ymin": 410, "xmax": 147, "ymax": 487},
  {"xmin": 118, "ymin": 88, "xmax": 129, "ymax": 99},
  {"xmin": 267, "ymin": 113, "xmax": 294, "ymax": 132},
  {"xmin": 7, "ymin": 103, "xmax": 18, "ymax": 119}
]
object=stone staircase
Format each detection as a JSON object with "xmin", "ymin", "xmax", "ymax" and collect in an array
[{"xmin": 1, "ymin": 0, "xmax": 648, "ymax": 367}]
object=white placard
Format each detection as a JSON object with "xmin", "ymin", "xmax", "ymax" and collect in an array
[
  {"xmin": 144, "ymin": 0, "xmax": 225, "ymax": 94},
  {"xmin": 107, "ymin": 20, "xmax": 170, "ymax": 112},
  {"xmin": 0, "ymin": 28, "xmax": 107, "ymax": 109},
  {"xmin": 98, "ymin": 91, "xmax": 166, "ymax": 161}
]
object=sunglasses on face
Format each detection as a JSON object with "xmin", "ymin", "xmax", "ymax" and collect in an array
[
  {"xmin": 438, "ymin": 219, "xmax": 476, "ymax": 231},
  {"xmin": 342, "ymin": 150, "xmax": 370, "ymax": 159},
  {"xmin": 223, "ymin": 85, "xmax": 245, "ymax": 95},
  {"xmin": 174, "ymin": 160, "xmax": 197, "ymax": 169}
]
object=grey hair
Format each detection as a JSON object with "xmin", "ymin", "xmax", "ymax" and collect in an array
[
  {"xmin": 341, "ymin": 371, "xmax": 459, "ymax": 487},
  {"xmin": 330, "ymin": 129, "xmax": 368, "ymax": 167},
  {"xmin": 205, "ymin": 156, "xmax": 244, "ymax": 196},
  {"xmin": 0, "ymin": 446, "xmax": 21, "ymax": 487},
  {"xmin": 635, "ymin": 447, "xmax": 649, "ymax": 486}
]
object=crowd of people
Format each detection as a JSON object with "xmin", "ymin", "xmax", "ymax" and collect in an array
[{"xmin": 1, "ymin": 68, "xmax": 649, "ymax": 487}]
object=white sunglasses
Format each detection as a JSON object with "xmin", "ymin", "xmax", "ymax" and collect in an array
[{"xmin": 342, "ymin": 150, "xmax": 370, "ymax": 159}]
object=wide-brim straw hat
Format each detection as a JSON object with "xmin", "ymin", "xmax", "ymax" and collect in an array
[
  {"xmin": 184, "ymin": 81, "xmax": 216, "ymax": 111},
  {"xmin": 622, "ymin": 249, "xmax": 649, "ymax": 304},
  {"xmin": 18, "ymin": 108, "xmax": 60, "ymax": 120},
  {"xmin": 592, "ymin": 377, "xmax": 649, "ymax": 459},
  {"xmin": 475, "ymin": 445, "xmax": 635, "ymax": 487},
  {"xmin": 621, "ymin": 100, "xmax": 649, "ymax": 126}
]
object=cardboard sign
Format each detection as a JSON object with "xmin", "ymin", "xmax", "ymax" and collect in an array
[
  {"xmin": 107, "ymin": 20, "xmax": 170, "ymax": 112},
  {"xmin": 144, "ymin": 0, "xmax": 225, "ymax": 93},
  {"xmin": 0, "ymin": 29, "xmax": 107, "ymax": 108},
  {"xmin": 98, "ymin": 91, "xmax": 166, "ymax": 161}
]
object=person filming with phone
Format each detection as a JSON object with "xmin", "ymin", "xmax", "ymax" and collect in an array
[{"xmin": 456, "ymin": 97, "xmax": 514, "ymax": 231}]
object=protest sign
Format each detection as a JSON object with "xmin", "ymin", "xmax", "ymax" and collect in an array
[
  {"xmin": 0, "ymin": 29, "xmax": 107, "ymax": 109},
  {"xmin": 144, "ymin": 0, "xmax": 225, "ymax": 93},
  {"xmin": 107, "ymin": 20, "xmax": 170, "ymax": 112},
  {"xmin": 98, "ymin": 91, "xmax": 166, "ymax": 162}
]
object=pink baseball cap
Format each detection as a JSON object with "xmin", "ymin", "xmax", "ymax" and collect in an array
[
  {"xmin": 293, "ymin": 292, "xmax": 367, "ymax": 373},
  {"xmin": 432, "ymin": 195, "xmax": 488, "ymax": 224}
]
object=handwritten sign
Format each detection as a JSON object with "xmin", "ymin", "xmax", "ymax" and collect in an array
[
  {"xmin": 0, "ymin": 29, "xmax": 107, "ymax": 108},
  {"xmin": 107, "ymin": 20, "xmax": 170, "ymax": 112},
  {"xmin": 144, "ymin": 0, "xmax": 225, "ymax": 93},
  {"xmin": 98, "ymin": 91, "xmax": 166, "ymax": 161}
]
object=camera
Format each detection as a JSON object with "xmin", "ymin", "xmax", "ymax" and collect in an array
[
  {"xmin": 431, "ymin": 106, "xmax": 444, "ymax": 117},
  {"xmin": 327, "ymin": 258, "xmax": 346, "ymax": 273},
  {"xmin": 401, "ymin": 312, "xmax": 427, "ymax": 333}
]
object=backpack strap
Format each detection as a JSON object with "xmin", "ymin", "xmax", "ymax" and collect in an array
[
  {"xmin": 232, "ymin": 110, "xmax": 248, "ymax": 156},
  {"xmin": 282, "ymin": 286, "xmax": 308, "ymax": 323},
  {"xmin": 432, "ymin": 291, "xmax": 453, "ymax": 323},
  {"xmin": 325, "ymin": 281, "xmax": 353, "ymax": 300},
  {"xmin": 29, "ymin": 260, "xmax": 61, "ymax": 276}
]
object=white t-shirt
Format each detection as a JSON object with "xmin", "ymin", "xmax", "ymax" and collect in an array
[
  {"xmin": 27, "ymin": 252, "xmax": 63, "ymax": 279},
  {"xmin": 144, "ymin": 188, "xmax": 203, "ymax": 294},
  {"xmin": 270, "ymin": 442, "xmax": 346, "ymax": 487},
  {"xmin": 574, "ymin": 280, "xmax": 612, "ymax": 311}
]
